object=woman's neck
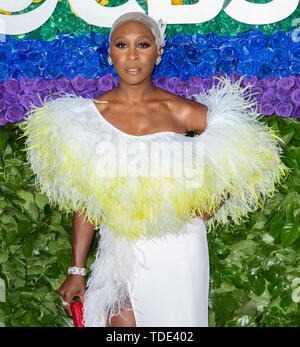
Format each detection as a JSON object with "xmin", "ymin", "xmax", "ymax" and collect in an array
[{"xmin": 114, "ymin": 79, "xmax": 157, "ymax": 106}]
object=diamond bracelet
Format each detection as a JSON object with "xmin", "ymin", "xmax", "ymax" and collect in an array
[{"xmin": 68, "ymin": 266, "xmax": 86, "ymax": 276}]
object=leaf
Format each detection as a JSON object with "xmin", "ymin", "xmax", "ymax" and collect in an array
[
  {"xmin": 27, "ymin": 202, "xmax": 39, "ymax": 222},
  {"xmin": 16, "ymin": 190, "xmax": 34, "ymax": 211},
  {"xmin": 0, "ymin": 129, "xmax": 10, "ymax": 152},
  {"xmin": 0, "ymin": 250, "xmax": 9, "ymax": 264},
  {"xmin": 234, "ymin": 300, "xmax": 257, "ymax": 317},
  {"xmin": 34, "ymin": 193, "xmax": 49, "ymax": 210},
  {"xmin": 280, "ymin": 223, "xmax": 300, "ymax": 248}
]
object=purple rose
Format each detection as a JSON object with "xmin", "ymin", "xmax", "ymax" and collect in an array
[
  {"xmin": 241, "ymin": 76, "xmax": 258, "ymax": 88},
  {"xmin": 212, "ymin": 72, "xmax": 224, "ymax": 87},
  {"xmin": 276, "ymin": 87, "xmax": 291, "ymax": 103},
  {"xmin": 295, "ymin": 76, "xmax": 300, "ymax": 89},
  {"xmin": 5, "ymin": 105, "xmax": 24, "ymax": 123},
  {"xmin": 85, "ymin": 78, "xmax": 97, "ymax": 92},
  {"xmin": 19, "ymin": 93, "xmax": 35, "ymax": 109},
  {"xmin": 187, "ymin": 85, "xmax": 202, "ymax": 97},
  {"xmin": 174, "ymin": 78, "xmax": 187, "ymax": 96},
  {"xmin": 0, "ymin": 99, "xmax": 5, "ymax": 111},
  {"xmin": 20, "ymin": 91, "xmax": 43, "ymax": 109},
  {"xmin": 0, "ymin": 111, "xmax": 8, "ymax": 126},
  {"xmin": 71, "ymin": 75, "xmax": 87, "ymax": 92},
  {"xmin": 276, "ymin": 76, "xmax": 295, "ymax": 90},
  {"xmin": 165, "ymin": 78, "xmax": 176, "ymax": 93},
  {"xmin": 0, "ymin": 82, "xmax": 4, "ymax": 94},
  {"xmin": 274, "ymin": 102, "xmax": 293, "ymax": 117},
  {"xmin": 250, "ymin": 86, "xmax": 264, "ymax": 102},
  {"xmin": 20, "ymin": 77, "xmax": 35, "ymax": 93},
  {"xmin": 261, "ymin": 103, "xmax": 274, "ymax": 116},
  {"xmin": 292, "ymin": 105, "xmax": 300, "ymax": 118},
  {"xmin": 229, "ymin": 72, "xmax": 242, "ymax": 84},
  {"xmin": 263, "ymin": 75, "xmax": 277, "ymax": 88},
  {"xmin": 189, "ymin": 76, "xmax": 203, "ymax": 89},
  {"xmin": 3, "ymin": 78, "xmax": 20, "ymax": 94},
  {"xmin": 202, "ymin": 78, "xmax": 213, "ymax": 91},
  {"xmin": 56, "ymin": 77, "xmax": 71, "ymax": 92},
  {"xmin": 46, "ymin": 78, "xmax": 57, "ymax": 92},
  {"xmin": 262, "ymin": 87, "xmax": 276, "ymax": 103},
  {"xmin": 154, "ymin": 76, "xmax": 167, "ymax": 89},
  {"xmin": 98, "ymin": 74, "xmax": 114, "ymax": 92},
  {"xmin": 291, "ymin": 89, "xmax": 300, "ymax": 105},
  {"xmin": 34, "ymin": 77, "xmax": 48, "ymax": 91},
  {"xmin": 3, "ymin": 91, "xmax": 19, "ymax": 106}
]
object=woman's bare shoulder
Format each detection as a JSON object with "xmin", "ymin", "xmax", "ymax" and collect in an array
[{"xmin": 156, "ymin": 88, "xmax": 208, "ymax": 134}]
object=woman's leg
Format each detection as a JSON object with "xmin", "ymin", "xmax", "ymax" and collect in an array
[{"xmin": 106, "ymin": 296, "xmax": 136, "ymax": 327}]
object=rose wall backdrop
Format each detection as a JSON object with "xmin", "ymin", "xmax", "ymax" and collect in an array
[{"xmin": 0, "ymin": 0, "xmax": 299, "ymax": 327}]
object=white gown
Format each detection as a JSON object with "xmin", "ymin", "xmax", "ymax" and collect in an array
[
  {"xmin": 128, "ymin": 216, "xmax": 209, "ymax": 327},
  {"xmin": 22, "ymin": 77, "xmax": 286, "ymax": 327}
]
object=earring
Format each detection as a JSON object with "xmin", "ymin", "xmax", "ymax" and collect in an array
[
  {"xmin": 107, "ymin": 56, "xmax": 113, "ymax": 65},
  {"xmin": 156, "ymin": 56, "xmax": 162, "ymax": 66}
]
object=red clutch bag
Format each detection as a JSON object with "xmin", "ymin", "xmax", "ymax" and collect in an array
[{"xmin": 70, "ymin": 301, "xmax": 85, "ymax": 327}]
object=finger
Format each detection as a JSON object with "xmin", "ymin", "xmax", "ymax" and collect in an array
[{"xmin": 79, "ymin": 295, "xmax": 85, "ymax": 305}]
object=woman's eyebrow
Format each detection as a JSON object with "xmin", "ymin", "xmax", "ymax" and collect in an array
[{"xmin": 113, "ymin": 35, "xmax": 152, "ymax": 41}]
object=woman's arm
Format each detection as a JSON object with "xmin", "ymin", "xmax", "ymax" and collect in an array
[
  {"xmin": 58, "ymin": 211, "xmax": 95, "ymax": 314},
  {"xmin": 71, "ymin": 211, "xmax": 96, "ymax": 267}
]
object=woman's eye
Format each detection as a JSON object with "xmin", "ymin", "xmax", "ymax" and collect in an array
[
  {"xmin": 139, "ymin": 42, "xmax": 150, "ymax": 48},
  {"xmin": 116, "ymin": 42, "xmax": 126, "ymax": 48}
]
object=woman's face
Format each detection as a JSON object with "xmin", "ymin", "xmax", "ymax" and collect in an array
[{"xmin": 109, "ymin": 21, "xmax": 162, "ymax": 85}]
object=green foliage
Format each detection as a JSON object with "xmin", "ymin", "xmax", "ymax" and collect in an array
[{"xmin": 0, "ymin": 117, "xmax": 300, "ymax": 327}]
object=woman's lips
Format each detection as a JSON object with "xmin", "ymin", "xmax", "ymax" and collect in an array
[{"xmin": 126, "ymin": 68, "xmax": 141, "ymax": 74}]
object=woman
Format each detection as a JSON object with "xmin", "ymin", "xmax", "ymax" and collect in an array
[{"xmin": 23, "ymin": 12, "xmax": 287, "ymax": 327}]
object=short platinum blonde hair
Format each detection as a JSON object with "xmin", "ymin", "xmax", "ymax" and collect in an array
[{"xmin": 108, "ymin": 12, "xmax": 167, "ymax": 52}]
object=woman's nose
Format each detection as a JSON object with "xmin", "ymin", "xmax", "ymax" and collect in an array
[{"xmin": 127, "ymin": 47, "xmax": 138, "ymax": 60}]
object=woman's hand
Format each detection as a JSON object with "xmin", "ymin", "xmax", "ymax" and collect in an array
[
  {"xmin": 194, "ymin": 192, "xmax": 231, "ymax": 221},
  {"xmin": 58, "ymin": 275, "xmax": 86, "ymax": 315}
]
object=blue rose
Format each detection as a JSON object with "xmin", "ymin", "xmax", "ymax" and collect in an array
[
  {"xmin": 256, "ymin": 62, "xmax": 276, "ymax": 79},
  {"xmin": 290, "ymin": 61, "xmax": 300, "ymax": 75},
  {"xmin": 192, "ymin": 34, "xmax": 210, "ymax": 50},
  {"xmin": 196, "ymin": 61, "xmax": 215, "ymax": 78},
  {"xmin": 268, "ymin": 29, "xmax": 289, "ymax": 49},
  {"xmin": 78, "ymin": 32, "xmax": 93, "ymax": 48},
  {"xmin": 0, "ymin": 44, "xmax": 11, "ymax": 62},
  {"xmin": 61, "ymin": 63, "xmax": 80, "ymax": 79},
  {"xmin": 273, "ymin": 48, "xmax": 290, "ymax": 68},
  {"xmin": 168, "ymin": 34, "xmax": 190, "ymax": 47},
  {"xmin": 246, "ymin": 29, "xmax": 268, "ymax": 52},
  {"xmin": 43, "ymin": 64, "xmax": 61, "ymax": 79},
  {"xmin": 10, "ymin": 52, "xmax": 28, "ymax": 69},
  {"xmin": 201, "ymin": 48, "xmax": 220, "ymax": 65},
  {"xmin": 290, "ymin": 47, "xmax": 300, "ymax": 61},
  {"xmin": 182, "ymin": 42, "xmax": 202, "ymax": 63},
  {"xmin": 220, "ymin": 46, "xmax": 240, "ymax": 63},
  {"xmin": 166, "ymin": 47, "xmax": 182, "ymax": 61},
  {"xmin": 64, "ymin": 51, "xmax": 85, "ymax": 69},
  {"xmin": 208, "ymin": 32, "xmax": 224, "ymax": 48},
  {"xmin": 217, "ymin": 60, "xmax": 235, "ymax": 76},
  {"xmin": 47, "ymin": 51, "xmax": 64, "ymax": 66},
  {"xmin": 253, "ymin": 47, "xmax": 275, "ymax": 63},
  {"xmin": 92, "ymin": 33, "xmax": 107, "ymax": 46},
  {"xmin": 236, "ymin": 59, "xmax": 258, "ymax": 77},
  {"xmin": 28, "ymin": 51, "xmax": 44, "ymax": 66},
  {"xmin": 179, "ymin": 61, "xmax": 195, "ymax": 81},
  {"xmin": 61, "ymin": 35, "xmax": 78, "ymax": 52},
  {"xmin": 45, "ymin": 38, "xmax": 61, "ymax": 51},
  {"xmin": 83, "ymin": 47, "xmax": 99, "ymax": 67}
]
